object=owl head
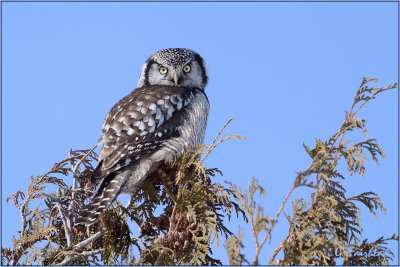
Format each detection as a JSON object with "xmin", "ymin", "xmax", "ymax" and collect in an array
[{"xmin": 137, "ymin": 48, "xmax": 208, "ymax": 90}]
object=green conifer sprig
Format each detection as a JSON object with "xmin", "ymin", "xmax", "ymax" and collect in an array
[{"xmin": 2, "ymin": 119, "xmax": 246, "ymax": 265}]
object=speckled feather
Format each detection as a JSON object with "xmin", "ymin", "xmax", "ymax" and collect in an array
[
  {"xmin": 152, "ymin": 48, "xmax": 196, "ymax": 68},
  {"xmin": 92, "ymin": 85, "xmax": 197, "ymax": 181},
  {"xmin": 76, "ymin": 48, "xmax": 209, "ymax": 226}
]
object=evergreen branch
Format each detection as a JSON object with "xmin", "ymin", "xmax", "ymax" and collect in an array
[{"xmin": 269, "ymin": 78, "xmax": 397, "ymax": 265}]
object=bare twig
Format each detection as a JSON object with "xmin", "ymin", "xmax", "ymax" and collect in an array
[
  {"xmin": 55, "ymin": 201, "xmax": 72, "ymax": 247},
  {"xmin": 71, "ymin": 145, "xmax": 98, "ymax": 176},
  {"xmin": 73, "ymin": 231, "xmax": 103, "ymax": 250},
  {"xmin": 268, "ymin": 164, "xmax": 313, "ymax": 261},
  {"xmin": 247, "ymin": 199, "xmax": 259, "ymax": 265},
  {"xmin": 16, "ymin": 156, "xmax": 75, "ymax": 250},
  {"xmin": 57, "ymin": 232, "xmax": 103, "ymax": 265},
  {"xmin": 273, "ymin": 183, "xmax": 296, "ymax": 226},
  {"xmin": 201, "ymin": 117, "xmax": 244, "ymax": 164},
  {"xmin": 271, "ymin": 242, "xmax": 284, "ymax": 263},
  {"xmin": 58, "ymin": 249, "xmax": 103, "ymax": 265},
  {"xmin": 68, "ymin": 145, "xmax": 98, "ymax": 222}
]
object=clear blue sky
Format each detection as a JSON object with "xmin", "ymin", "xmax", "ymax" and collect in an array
[{"xmin": 2, "ymin": 2, "xmax": 398, "ymax": 264}]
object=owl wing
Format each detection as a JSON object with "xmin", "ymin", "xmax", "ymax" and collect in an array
[{"xmin": 91, "ymin": 85, "xmax": 201, "ymax": 183}]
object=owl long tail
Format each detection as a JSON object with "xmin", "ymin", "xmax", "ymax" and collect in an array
[{"xmin": 75, "ymin": 173, "xmax": 126, "ymax": 226}]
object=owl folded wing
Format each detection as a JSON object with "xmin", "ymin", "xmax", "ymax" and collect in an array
[{"xmin": 90, "ymin": 85, "xmax": 199, "ymax": 183}]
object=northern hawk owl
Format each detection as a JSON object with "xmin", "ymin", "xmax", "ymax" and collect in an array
[{"xmin": 76, "ymin": 48, "xmax": 209, "ymax": 226}]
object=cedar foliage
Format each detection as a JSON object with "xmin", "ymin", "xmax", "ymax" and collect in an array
[
  {"xmin": 2, "ymin": 78, "xmax": 398, "ymax": 265},
  {"xmin": 2, "ymin": 119, "xmax": 246, "ymax": 265},
  {"xmin": 225, "ymin": 78, "xmax": 398, "ymax": 265}
]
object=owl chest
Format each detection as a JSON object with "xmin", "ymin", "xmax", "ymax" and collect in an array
[{"xmin": 179, "ymin": 92, "xmax": 210, "ymax": 147}]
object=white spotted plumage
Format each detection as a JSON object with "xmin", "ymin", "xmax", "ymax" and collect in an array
[{"xmin": 76, "ymin": 48, "xmax": 209, "ymax": 226}]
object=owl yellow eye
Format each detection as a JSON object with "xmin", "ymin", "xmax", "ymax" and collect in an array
[
  {"xmin": 183, "ymin": 65, "xmax": 191, "ymax": 73},
  {"xmin": 159, "ymin": 66, "xmax": 168, "ymax": 74}
]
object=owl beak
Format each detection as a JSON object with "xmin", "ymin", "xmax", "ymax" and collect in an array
[{"xmin": 173, "ymin": 73, "xmax": 179, "ymax": 85}]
